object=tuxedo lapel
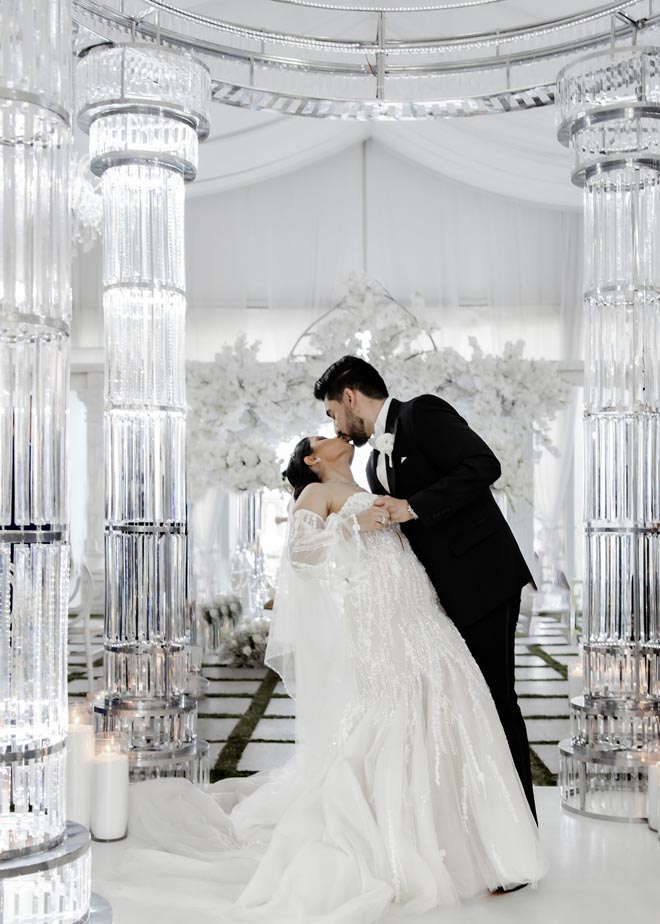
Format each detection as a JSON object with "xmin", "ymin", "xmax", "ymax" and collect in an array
[
  {"xmin": 385, "ymin": 398, "xmax": 401, "ymax": 434},
  {"xmin": 366, "ymin": 448, "xmax": 383, "ymax": 495},
  {"xmin": 385, "ymin": 399, "xmax": 401, "ymax": 497}
]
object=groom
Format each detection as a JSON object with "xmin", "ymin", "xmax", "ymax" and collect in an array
[{"xmin": 314, "ymin": 355, "xmax": 537, "ymax": 822}]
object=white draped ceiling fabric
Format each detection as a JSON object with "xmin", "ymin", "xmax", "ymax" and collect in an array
[{"xmin": 192, "ymin": 104, "xmax": 579, "ymax": 210}]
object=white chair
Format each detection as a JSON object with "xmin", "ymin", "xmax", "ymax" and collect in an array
[{"xmin": 68, "ymin": 561, "xmax": 100, "ymax": 693}]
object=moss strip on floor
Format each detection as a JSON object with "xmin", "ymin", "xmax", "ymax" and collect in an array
[
  {"xmin": 527, "ymin": 643, "xmax": 568, "ymax": 680},
  {"xmin": 529, "ymin": 746, "xmax": 556, "ymax": 786},
  {"xmin": 211, "ymin": 668, "xmax": 280, "ymax": 783}
]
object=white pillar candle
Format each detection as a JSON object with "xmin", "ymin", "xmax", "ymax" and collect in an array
[
  {"xmin": 647, "ymin": 762, "xmax": 660, "ymax": 832},
  {"xmin": 568, "ymin": 661, "xmax": 584, "ymax": 702},
  {"xmin": 66, "ymin": 705, "xmax": 95, "ymax": 828},
  {"xmin": 90, "ymin": 735, "xmax": 129, "ymax": 841}
]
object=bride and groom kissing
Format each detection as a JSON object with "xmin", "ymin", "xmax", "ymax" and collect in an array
[{"xmin": 128, "ymin": 354, "xmax": 544, "ymax": 924}]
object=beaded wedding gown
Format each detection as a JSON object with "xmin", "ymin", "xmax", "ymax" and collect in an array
[{"xmin": 103, "ymin": 492, "xmax": 544, "ymax": 923}]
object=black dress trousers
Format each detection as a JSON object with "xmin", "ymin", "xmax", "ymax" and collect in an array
[{"xmin": 459, "ymin": 594, "xmax": 538, "ymax": 823}]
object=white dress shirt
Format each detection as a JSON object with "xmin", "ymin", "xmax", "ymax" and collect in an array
[{"xmin": 372, "ymin": 396, "xmax": 393, "ymax": 493}]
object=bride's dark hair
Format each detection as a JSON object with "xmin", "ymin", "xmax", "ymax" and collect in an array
[{"xmin": 285, "ymin": 437, "xmax": 320, "ymax": 500}]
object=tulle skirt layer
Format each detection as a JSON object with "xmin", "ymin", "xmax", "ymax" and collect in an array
[{"xmin": 103, "ymin": 666, "xmax": 544, "ymax": 924}]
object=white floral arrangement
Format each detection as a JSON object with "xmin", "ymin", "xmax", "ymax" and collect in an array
[
  {"xmin": 197, "ymin": 438, "xmax": 283, "ymax": 497},
  {"xmin": 217, "ymin": 616, "xmax": 271, "ymax": 668},
  {"xmin": 187, "ymin": 335, "xmax": 315, "ymax": 445},
  {"xmin": 383, "ymin": 339, "xmax": 570, "ymax": 504},
  {"xmin": 186, "ymin": 274, "xmax": 570, "ymax": 505},
  {"xmin": 186, "ymin": 335, "xmax": 315, "ymax": 498},
  {"xmin": 292, "ymin": 272, "xmax": 435, "ymax": 364}
]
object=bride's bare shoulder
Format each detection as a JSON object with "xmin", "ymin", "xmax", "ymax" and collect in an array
[{"xmin": 293, "ymin": 482, "xmax": 331, "ymax": 518}]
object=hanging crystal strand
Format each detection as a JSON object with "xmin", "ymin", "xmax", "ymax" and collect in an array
[
  {"xmin": 77, "ymin": 43, "xmax": 210, "ymax": 782},
  {"xmin": 558, "ymin": 47, "xmax": 660, "ymax": 821},
  {"xmin": 0, "ymin": 1, "xmax": 93, "ymax": 920}
]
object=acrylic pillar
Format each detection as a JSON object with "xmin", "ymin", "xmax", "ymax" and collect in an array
[
  {"xmin": 558, "ymin": 47, "xmax": 660, "ymax": 821},
  {"xmin": 77, "ymin": 43, "xmax": 210, "ymax": 782},
  {"xmin": 0, "ymin": 0, "xmax": 93, "ymax": 920}
]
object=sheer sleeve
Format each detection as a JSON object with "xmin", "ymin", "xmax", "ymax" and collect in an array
[
  {"xmin": 286, "ymin": 508, "xmax": 361, "ymax": 575},
  {"xmin": 265, "ymin": 506, "xmax": 362, "ymax": 762}
]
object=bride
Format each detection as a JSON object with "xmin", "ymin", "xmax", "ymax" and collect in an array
[{"xmin": 114, "ymin": 435, "xmax": 544, "ymax": 924}]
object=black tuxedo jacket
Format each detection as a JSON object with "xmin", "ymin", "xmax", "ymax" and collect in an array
[{"xmin": 366, "ymin": 395, "xmax": 533, "ymax": 628}]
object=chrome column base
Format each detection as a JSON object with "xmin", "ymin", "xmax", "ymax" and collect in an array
[
  {"xmin": 93, "ymin": 695, "xmax": 209, "ymax": 783},
  {"xmin": 89, "ymin": 892, "xmax": 113, "ymax": 923},
  {"xmin": 559, "ymin": 694, "xmax": 660, "ymax": 821},
  {"xmin": 128, "ymin": 738, "xmax": 209, "ymax": 785},
  {"xmin": 0, "ymin": 823, "xmax": 92, "ymax": 924},
  {"xmin": 559, "ymin": 737, "xmax": 650, "ymax": 822},
  {"xmin": 93, "ymin": 693, "xmax": 199, "ymax": 749}
]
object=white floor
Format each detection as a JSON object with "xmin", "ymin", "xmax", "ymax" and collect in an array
[{"xmin": 92, "ymin": 788, "xmax": 660, "ymax": 924}]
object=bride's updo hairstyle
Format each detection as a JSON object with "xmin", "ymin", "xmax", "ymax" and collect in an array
[{"xmin": 285, "ymin": 437, "xmax": 320, "ymax": 500}]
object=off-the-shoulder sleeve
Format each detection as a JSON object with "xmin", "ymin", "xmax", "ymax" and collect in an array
[
  {"xmin": 265, "ymin": 507, "xmax": 362, "ymax": 744},
  {"xmin": 286, "ymin": 508, "xmax": 361, "ymax": 575}
]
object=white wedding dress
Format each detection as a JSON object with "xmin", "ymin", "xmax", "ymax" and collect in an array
[{"xmin": 103, "ymin": 493, "xmax": 544, "ymax": 924}]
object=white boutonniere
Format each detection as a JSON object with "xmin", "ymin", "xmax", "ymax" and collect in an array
[{"xmin": 371, "ymin": 432, "xmax": 395, "ymax": 463}]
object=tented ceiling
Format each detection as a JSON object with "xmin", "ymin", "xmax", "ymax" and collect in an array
[{"xmin": 177, "ymin": 0, "xmax": 643, "ymax": 207}]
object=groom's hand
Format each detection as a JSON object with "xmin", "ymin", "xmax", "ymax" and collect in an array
[{"xmin": 373, "ymin": 496, "xmax": 414, "ymax": 524}]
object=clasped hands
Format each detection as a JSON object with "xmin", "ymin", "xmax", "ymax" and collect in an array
[
  {"xmin": 373, "ymin": 495, "xmax": 415, "ymax": 523},
  {"xmin": 357, "ymin": 496, "xmax": 415, "ymax": 532}
]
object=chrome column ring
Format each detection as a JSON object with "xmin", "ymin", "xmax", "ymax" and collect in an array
[
  {"xmin": 0, "ymin": 739, "xmax": 66, "ymax": 764},
  {"xmin": 0, "ymin": 824, "xmax": 90, "ymax": 880},
  {"xmin": 0, "ymin": 87, "xmax": 71, "ymax": 126}
]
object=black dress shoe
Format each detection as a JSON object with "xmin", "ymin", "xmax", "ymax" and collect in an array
[{"xmin": 491, "ymin": 883, "xmax": 529, "ymax": 895}]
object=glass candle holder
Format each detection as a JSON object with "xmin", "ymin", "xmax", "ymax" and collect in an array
[
  {"xmin": 90, "ymin": 732, "xmax": 129, "ymax": 842},
  {"xmin": 66, "ymin": 702, "xmax": 95, "ymax": 829},
  {"xmin": 647, "ymin": 751, "xmax": 660, "ymax": 833},
  {"xmin": 568, "ymin": 660, "xmax": 584, "ymax": 703},
  {"xmin": 68, "ymin": 702, "xmax": 93, "ymax": 727}
]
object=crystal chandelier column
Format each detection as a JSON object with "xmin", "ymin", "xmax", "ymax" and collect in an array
[
  {"xmin": 0, "ymin": 0, "xmax": 93, "ymax": 920},
  {"xmin": 558, "ymin": 47, "xmax": 660, "ymax": 821},
  {"xmin": 77, "ymin": 44, "xmax": 210, "ymax": 781}
]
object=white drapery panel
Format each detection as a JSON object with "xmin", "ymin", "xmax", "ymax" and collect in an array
[
  {"xmin": 185, "ymin": 145, "xmax": 364, "ymax": 359},
  {"xmin": 364, "ymin": 142, "xmax": 577, "ymax": 358},
  {"xmin": 75, "ymin": 141, "xmax": 581, "ymax": 360},
  {"xmin": 184, "ymin": 142, "xmax": 581, "ymax": 361},
  {"xmin": 534, "ymin": 216, "xmax": 584, "ymax": 583}
]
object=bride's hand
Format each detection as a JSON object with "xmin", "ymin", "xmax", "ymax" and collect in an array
[{"xmin": 356, "ymin": 505, "xmax": 391, "ymax": 532}]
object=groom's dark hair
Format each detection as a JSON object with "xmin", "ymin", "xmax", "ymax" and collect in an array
[{"xmin": 314, "ymin": 355, "xmax": 388, "ymax": 402}]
